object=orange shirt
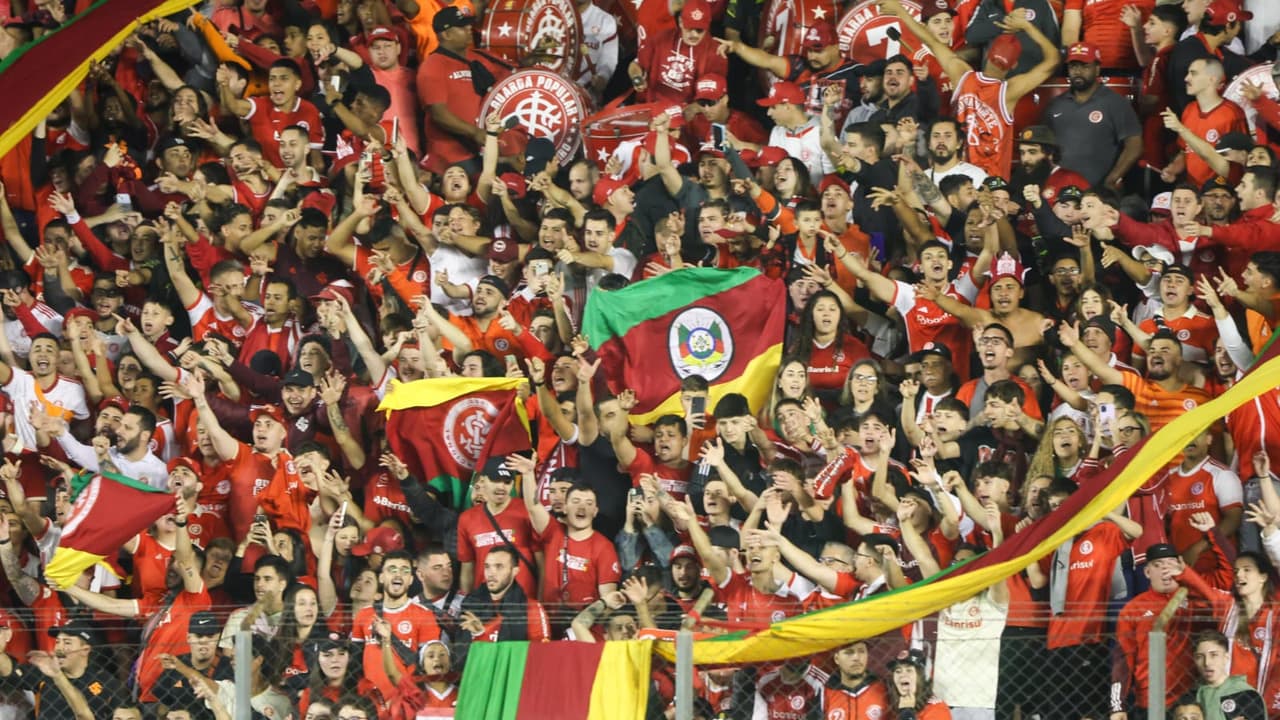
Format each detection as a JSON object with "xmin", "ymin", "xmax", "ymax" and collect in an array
[
  {"xmin": 1179, "ymin": 98, "xmax": 1248, "ymax": 187},
  {"xmin": 953, "ymin": 71, "xmax": 1014, "ymax": 179},
  {"xmin": 444, "ymin": 314, "xmax": 524, "ymax": 362},
  {"xmin": 1120, "ymin": 373, "xmax": 1212, "ymax": 432}
]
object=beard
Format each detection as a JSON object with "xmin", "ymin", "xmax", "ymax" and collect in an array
[{"xmin": 1011, "ymin": 160, "xmax": 1052, "ymax": 199}]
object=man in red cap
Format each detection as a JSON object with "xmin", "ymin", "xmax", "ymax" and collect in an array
[
  {"xmin": 1045, "ymin": 42, "xmax": 1143, "ymax": 189},
  {"xmin": 363, "ymin": 26, "xmax": 420, "ymax": 156},
  {"xmin": 684, "ymin": 74, "xmax": 769, "ymax": 148},
  {"xmin": 754, "ymin": 81, "xmax": 831, "ymax": 184},
  {"xmin": 629, "ymin": 0, "xmax": 727, "ymax": 104},
  {"xmin": 882, "ymin": 0, "xmax": 1060, "ymax": 178},
  {"xmin": 715, "ymin": 21, "xmax": 861, "ymax": 127}
]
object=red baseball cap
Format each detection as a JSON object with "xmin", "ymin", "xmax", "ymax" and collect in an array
[
  {"xmin": 1066, "ymin": 42, "xmax": 1102, "ymax": 64},
  {"xmin": 499, "ymin": 172, "xmax": 527, "ymax": 200},
  {"xmin": 352, "ymin": 526, "xmax": 405, "ymax": 556},
  {"xmin": 1204, "ymin": 0, "xmax": 1252, "ymax": 24},
  {"xmin": 64, "ymin": 306, "xmax": 98, "ymax": 324},
  {"xmin": 987, "ymin": 34, "xmax": 1022, "ymax": 72},
  {"xmin": 680, "ymin": 0, "xmax": 712, "ymax": 30},
  {"xmin": 694, "ymin": 74, "xmax": 727, "ymax": 101},
  {"xmin": 990, "ymin": 252, "xmax": 1025, "ymax": 285},
  {"xmin": 249, "ymin": 404, "xmax": 286, "ymax": 427},
  {"xmin": 367, "ymin": 26, "xmax": 398, "ymax": 44},
  {"xmin": 488, "ymin": 237, "xmax": 520, "ymax": 263},
  {"xmin": 697, "ymin": 141, "xmax": 725, "ymax": 159},
  {"xmin": 802, "ymin": 22, "xmax": 838, "ymax": 50},
  {"xmin": 593, "ymin": 176, "xmax": 628, "ymax": 206},
  {"xmin": 309, "ymin": 282, "xmax": 354, "ymax": 306},
  {"xmin": 756, "ymin": 146, "xmax": 789, "ymax": 167},
  {"xmin": 167, "ymin": 456, "xmax": 200, "ymax": 475},
  {"xmin": 921, "ymin": 0, "xmax": 957, "ymax": 18},
  {"xmin": 819, "ymin": 173, "xmax": 851, "ymax": 195},
  {"xmin": 758, "ymin": 81, "xmax": 806, "ymax": 107}
]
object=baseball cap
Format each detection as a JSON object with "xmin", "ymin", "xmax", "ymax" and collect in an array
[
  {"xmin": 758, "ymin": 81, "xmax": 806, "ymax": 107},
  {"xmin": 921, "ymin": 0, "xmax": 957, "ymax": 18},
  {"xmin": 99, "ymin": 395, "xmax": 130, "ymax": 413},
  {"xmin": 1146, "ymin": 543, "xmax": 1181, "ymax": 562},
  {"xmin": 854, "ymin": 58, "xmax": 887, "ymax": 77},
  {"xmin": 756, "ymin": 146, "xmax": 789, "ymax": 168},
  {"xmin": 498, "ymin": 124, "xmax": 530, "ymax": 158},
  {"xmin": 1200, "ymin": 176, "xmax": 1234, "ymax": 195},
  {"xmin": 888, "ymin": 648, "xmax": 929, "ymax": 671},
  {"xmin": 155, "ymin": 135, "xmax": 189, "ymax": 155},
  {"xmin": 695, "ymin": 74, "xmax": 727, "ymax": 102},
  {"xmin": 987, "ymin": 34, "xmax": 1022, "ymax": 72},
  {"xmin": 1056, "ymin": 185, "xmax": 1084, "ymax": 205},
  {"xmin": 48, "ymin": 619, "xmax": 96, "ymax": 644},
  {"xmin": 168, "ymin": 456, "xmax": 200, "ymax": 475},
  {"xmin": 1082, "ymin": 315, "xmax": 1117, "ymax": 339},
  {"xmin": 312, "ymin": 630, "xmax": 350, "ymax": 653},
  {"xmin": 1162, "ymin": 263, "xmax": 1194, "ymax": 281},
  {"xmin": 912, "ymin": 343, "xmax": 953, "ymax": 364},
  {"xmin": 64, "ymin": 306, "xmax": 97, "ymax": 324},
  {"xmin": 524, "ymin": 137, "xmax": 556, "ymax": 177},
  {"xmin": 981, "ymin": 175, "xmax": 1009, "ymax": 192},
  {"xmin": 861, "ymin": 532, "xmax": 899, "ymax": 555},
  {"xmin": 670, "ymin": 545, "xmax": 700, "ymax": 563},
  {"xmin": 1150, "ymin": 191, "xmax": 1173, "ymax": 216},
  {"xmin": 802, "ymin": 22, "xmax": 838, "ymax": 50},
  {"xmin": 1215, "ymin": 131, "xmax": 1253, "ymax": 153},
  {"xmin": 819, "ymin": 173, "xmax": 852, "ymax": 195},
  {"xmin": 488, "ymin": 237, "xmax": 519, "ymax": 263},
  {"xmin": 1131, "ymin": 244, "xmax": 1175, "ymax": 265},
  {"xmin": 432, "ymin": 6, "xmax": 476, "ymax": 33},
  {"xmin": 714, "ymin": 393, "xmax": 752, "ymax": 418},
  {"xmin": 351, "ymin": 526, "xmax": 405, "ymax": 557},
  {"xmin": 1065, "ymin": 42, "xmax": 1102, "ymax": 64},
  {"xmin": 1203, "ymin": 0, "xmax": 1252, "ymax": 24},
  {"xmin": 593, "ymin": 176, "xmax": 628, "ymax": 206},
  {"xmin": 680, "ymin": 0, "xmax": 712, "ymax": 30},
  {"xmin": 367, "ymin": 25, "xmax": 398, "ymax": 43},
  {"xmin": 188, "ymin": 611, "xmax": 221, "ymax": 636},
  {"xmin": 249, "ymin": 404, "xmax": 286, "ymax": 427},
  {"xmin": 282, "ymin": 367, "xmax": 314, "ymax": 388},
  {"xmin": 499, "ymin": 172, "xmax": 527, "ymax": 200},
  {"xmin": 478, "ymin": 274, "xmax": 511, "ymax": 298},
  {"xmin": 1017, "ymin": 125, "xmax": 1057, "ymax": 148},
  {"xmin": 480, "ymin": 456, "xmax": 517, "ymax": 482},
  {"xmin": 707, "ymin": 525, "xmax": 741, "ymax": 549},
  {"xmin": 309, "ymin": 282, "xmax": 354, "ymax": 306},
  {"xmin": 697, "ymin": 141, "xmax": 725, "ymax": 159},
  {"xmin": 991, "ymin": 252, "xmax": 1024, "ymax": 285},
  {"xmin": 0, "ymin": 269, "xmax": 30, "ymax": 290}
]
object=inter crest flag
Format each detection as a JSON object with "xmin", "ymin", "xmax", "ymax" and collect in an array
[
  {"xmin": 582, "ymin": 268, "xmax": 786, "ymax": 424},
  {"xmin": 44, "ymin": 471, "xmax": 178, "ymax": 589},
  {"xmin": 378, "ymin": 377, "xmax": 532, "ymax": 510}
]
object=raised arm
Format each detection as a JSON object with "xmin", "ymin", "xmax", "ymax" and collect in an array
[
  {"xmin": 880, "ymin": 0, "xmax": 972, "ymax": 81},
  {"xmin": 509, "ymin": 452, "xmax": 550, "ymax": 534},
  {"xmin": 1004, "ymin": 14, "xmax": 1062, "ymax": 105},
  {"xmin": 1059, "ymin": 320, "xmax": 1124, "ymax": 386},
  {"xmin": 185, "ymin": 373, "xmax": 240, "ymax": 461}
]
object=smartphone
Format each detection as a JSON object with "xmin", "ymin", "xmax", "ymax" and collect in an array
[
  {"xmin": 1098, "ymin": 402, "xmax": 1116, "ymax": 426},
  {"xmin": 505, "ymin": 354, "xmax": 520, "ymax": 372},
  {"xmin": 628, "ymin": 488, "xmax": 642, "ymax": 503},
  {"xmin": 336, "ymin": 500, "xmax": 347, "ymax": 527},
  {"xmin": 115, "ymin": 192, "xmax": 133, "ymax": 213},
  {"xmin": 390, "ymin": 118, "xmax": 400, "ymax": 147},
  {"xmin": 330, "ymin": 75, "xmax": 342, "ymax": 92},
  {"xmin": 253, "ymin": 511, "xmax": 267, "ymax": 524},
  {"xmin": 534, "ymin": 262, "xmax": 550, "ymax": 276},
  {"xmin": 690, "ymin": 395, "xmax": 706, "ymax": 417},
  {"xmin": 711, "ymin": 123, "xmax": 726, "ymax": 149}
]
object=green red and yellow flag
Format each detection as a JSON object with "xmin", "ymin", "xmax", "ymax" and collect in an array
[
  {"xmin": 378, "ymin": 377, "xmax": 531, "ymax": 510},
  {"xmin": 582, "ymin": 267, "xmax": 785, "ymax": 424},
  {"xmin": 457, "ymin": 639, "xmax": 653, "ymax": 720},
  {"xmin": 44, "ymin": 471, "xmax": 177, "ymax": 588}
]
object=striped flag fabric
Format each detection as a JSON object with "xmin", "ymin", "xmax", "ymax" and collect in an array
[
  {"xmin": 378, "ymin": 377, "xmax": 531, "ymax": 510},
  {"xmin": 44, "ymin": 471, "xmax": 177, "ymax": 588},
  {"xmin": 582, "ymin": 267, "xmax": 785, "ymax": 424},
  {"xmin": 456, "ymin": 640, "xmax": 653, "ymax": 719}
]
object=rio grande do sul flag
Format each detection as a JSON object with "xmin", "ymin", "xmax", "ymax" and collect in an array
[
  {"xmin": 44, "ymin": 471, "xmax": 177, "ymax": 588},
  {"xmin": 456, "ymin": 639, "xmax": 653, "ymax": 720},
  {"xmin": 378, "ymin": 377, "xmax": 531, "ymax": 510},
  {"xmin": 582, "ymin": 267, "xmax": 785, "ymax": 424}
]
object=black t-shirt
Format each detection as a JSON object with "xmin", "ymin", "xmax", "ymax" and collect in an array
[
  {"xmin": 578, "ymin": 436, "xmax": 632, "ymax": 539},
  {"xmin": 2, "ymin": 661, "xmax": 127, "ymax": 720},
  {"xmin": 153, "ymin": 653, "xmax": 235, "ymax": 716}
]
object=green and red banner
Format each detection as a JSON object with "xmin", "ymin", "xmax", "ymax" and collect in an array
[
  {"xmin": 379, "ymin": 377, "xmax": 531, "ymax": 510},
  {"xmin": 45, "ymin": 471, "xmax": 177, "ymax": 588},
  {"xmin": 457, "ymin": 639, "xmax": 653, "ymax": 720},
  {"xmin": 582, "ymin": 267, "xmax": 786, "ymax": 424}
]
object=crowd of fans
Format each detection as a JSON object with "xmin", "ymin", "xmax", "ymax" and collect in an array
[{"xmin": 0, "ymin": 0, "xmax": 1279, "ymax": 716}]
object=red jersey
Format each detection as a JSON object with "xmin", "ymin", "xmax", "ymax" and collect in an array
[
  {"xmin": 137, "ymin": 586, "xmax": 213, "ymax": 702},
  {"xmin": 1179, "ymin": 98, "xmax": 1248, "ymax": 187},
  {"xmin": 471, "ymin": 601, "xmax": 551, "ymax": 643},
  {"xmin": 411, "ymin": 684, "xmax": 459, "ymax": 719},
  {"xmin": 185, "ymin": 293, "xmax": 260, "ymax": 348},
  {"xmin": 754, "ymin": 665, "xmax": 827, "ymax": 719},
  {"xmin": 242, "ymin": 96, "xmax": 324, "ymax": 167},
  {"xmin": 626, "ymin": 448, "xmax": 693, "ymax": 500},
  {"xmin": 821, "ymin": 677, "xmax": 891, "ymax": 720},
  {"xmin": 714, "ymin": 571, "xmax": 808, "ymax": 627},
  {"xmin": 635, "ymin": 30, "xmax": 728, "ymax": 105},
  {"xmin": 535, "ymin": 521, "xmax": 621, "ymax": 607},
  {"xmin": 1047, "ymin": 521, "xmax": 1131, "ymax": 648},
  {"xmin": 890, "ymin": 280, "xmax": 975, "ymax": 380},
  {"xmin": 362, "ymin": 469, "xmax": 415, "ymax": 529},
  {"xmin": 914, "ymin": 48, "xmax": 956, "ymax": 110},
  {"xmin": 953, "ymin": 71, "xmax": 1014, "ymax": 179},
  {"xmin": 225, "ymin": 443, "xmax": 296, "ymax": 542},
  {"xmin": 351, "ymin": 601, "xmax": 442, "ymax": 698},
  {"xmin": 184, "ymin": 507, "xmax": 231, "ymax": 550},
  {"xmin": 456, "ymin": 502, "xmax": 538, "ymax": 597},
  {"xmin": 1161, "ymin": 458, "xmax": 1242, "ymax": 560},
  {"xmin": 132, "ymin": 533, "xmax": 174, "ymax": 612},
  {"xmin": 236, "ymin": 317, "xmax": 301, "ymax": 370},
  {"xmin": 416, "ymin": 50, "xmax": 485, "ymax": 174},
  {"xmin": 1141, "ymin": 45, "xmax": 1176, "ymax": 167},
  {"xmin": 806, "ymin": 335, "xmax": 871, "ymax": 396},
  {"xmin": 1066, "ymin": 0, "xmax": 1153, "ymax": 70},
  {"xmin": 1132, "ymin": 309, "xmax": 1218, "ymax": 364},
  {"xmin": 1227, "ymin": 387, "xmax": 1280, "ymax": 472}
]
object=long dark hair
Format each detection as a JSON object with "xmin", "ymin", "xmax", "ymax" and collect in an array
[{"xmin": 787, "ymin": 289, "xmax": 851, "ymax": 360}]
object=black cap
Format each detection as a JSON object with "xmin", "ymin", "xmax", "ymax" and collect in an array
[
  {"xmin": 1082, "ymin": 315, "xmax": 1117, "ymax": 339},
  {"xmin": 913, "ymin": 344, "xmax": 953, "ymax": 364},
  {"xmin": 155, "ymin": 135, "xmax": 189, "ymax": 155},
  {"xmin": 861, "ymin": 532, "xmax": 899, "ymax": 555},
  {"xmin": 0, "ymin": 269, "xmax": 31, "ymax": 290},
  {"xmin": 1151, "ymin": 326, "xmax": 1181, "ymax": 344},
  {"xmin": 48, "ymin": 619, "xmax": 96, "ymax": 644},
  {"xmin": 1200, "ymin": 176, "xmax": 1233, "ymax": 195},
  {"xmin": 1146, "ymin": 543, "xmax": 1181, "ymax": 562},
  {"xmin": 1162, "ymin": 263, "xmax": 1194, "ymax": 281},
  {"xmin": 888, "ymin": 647, "xmax": 929, "ymax": 670},
  {"xmin": 707, "ymin": 525, "xmax": 741, "ymax": 549},
  {"xmin": 1057, "ymin": 185, "xmax": 1084, "ymax": 204},
  {"xmin": 310, "ymin": 631, "xmax": 349, "ymax": 653},
  {"xmin": 981, "ymin": 176, "xmax": 1009, "ymax": 192},
  {"xmin": 900, "ymin": 485, "xmax": 936, "ymax": 511},
  {"xmin": 713, "ymin": 393, "xmax": 751, "ymax": 419},
  {"xmin": 479, "ymin": 456, "xmax": 516, "ymax": 482},
  {"xmin": 854, "ymin": 59, "xmax": 887, "ymax": 76},
  {"xmin": 282, "ymin": 367, "xmax": 314, "ymax": 388},
  {"xmin": 1215, "ymin": 131, "xmax": 1253, "ymax": 153},
  {"xmin": 478, "ymin": 274, "xmax": 511, "ymax": 298},
  {"xmin": 432, "ymin": 6, "xmax": 476, "ymax": 33},
  {"xmin": 249, "ymin": 349, "xmax": 284, "ymax": 377},
  {"xmin": 188, "ymin": 611, "xmax": 221, "ymax": 636},
  {"xmin": 524, "ymin": 137, "xmax": 556, "ymax": 177},
  {"xmin": 1016, "ymin": 125, "xmax": 1057, "ymax": 148}
]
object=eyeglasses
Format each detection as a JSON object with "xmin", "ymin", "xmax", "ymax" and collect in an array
[
  {"xmin": 1052, "ymin": 267, "xmax": 1081, "ymax": 276},
  {"xmin": 819, "ymin": 556, "xmax": 852, "ymax": 566},
  {"xmin": 1116, "ymin": 426, "xmax": 1143, "ymax": 435},
  {"xmin": 851, "ymin": 373, "xmax": 878, "ymax": 383},
  {"xmin": 977, "ymin": 336, "xmax": 1008, "ymax": 346},
  {"xmin": 338, "ymin": 716, "xmax": 368, "ymax": 720},
  {"xmin": 855, "ymin": 552, "xmax": 877, "ymax": 560}
]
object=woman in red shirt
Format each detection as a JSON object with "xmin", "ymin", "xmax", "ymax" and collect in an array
[{"xmin": 788, "ymin": 290, "xmax": 871, "ymax": 406}]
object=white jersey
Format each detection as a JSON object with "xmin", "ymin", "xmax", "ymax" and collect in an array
[
  {"xmin": 4, "ymin": 371, "xmax": 89, "ymax": 449},
  {"xmin": 576, "ymin": 3, "xmax": 619, "ymax": 100},
  {"xmin": 767, "ymin": 118, "xmax": 833, "ymax": 186},
  {"xmin": 927, "ymin": 161, "xmax": 988, "ymax": 187},
  {"xmin": 933, "ymin": 589, "xmax": 1008, "ymax": 709},
  {"xmin": 4, "ymin": 302, "xmax": 64, "ymax": 360},
  {"xmin": 429, "ymin": 244, "xmax": 488, "ymax": 318}
]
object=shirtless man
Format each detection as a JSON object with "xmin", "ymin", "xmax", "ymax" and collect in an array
[{"xmin": 919, "ymin": 252, "xmax": 1046, "ymax": 367}]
